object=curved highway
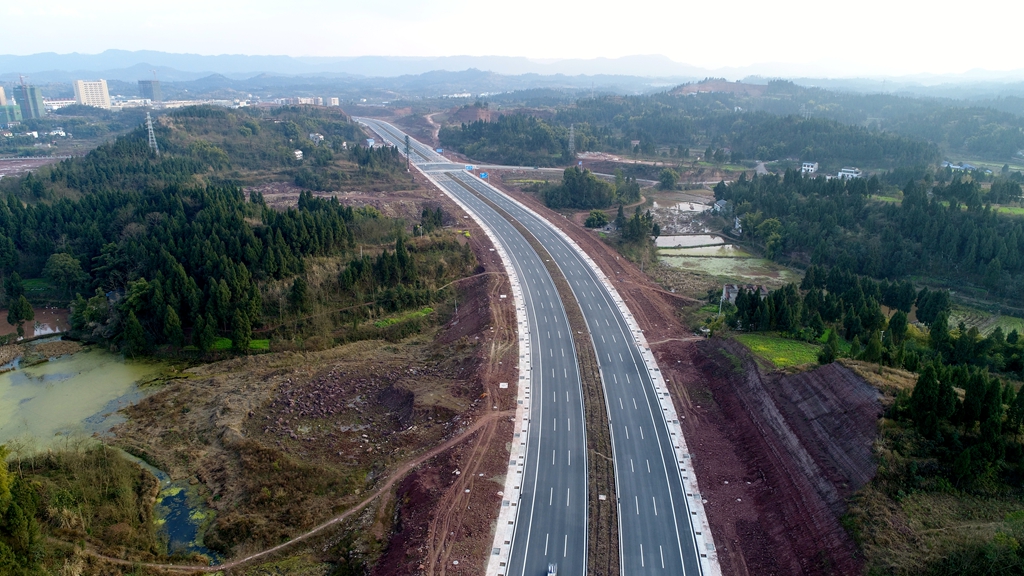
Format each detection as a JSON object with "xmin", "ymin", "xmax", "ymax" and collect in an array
[
  {"xmin": 357, "ymin": 119, "xmax": 589, "ymax": 576},
  {"xmin": 358, "ymin": 118, "xmax": 705, "ymax": 575}
]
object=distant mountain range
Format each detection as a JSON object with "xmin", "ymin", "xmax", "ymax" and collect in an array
[
  {"xmin": 0, "ymin": 51, "xmax": 712, "ymax": 83},
  {"xmin": 5, "ymin": 51, "xmax": 1024, "ymax": 101}
]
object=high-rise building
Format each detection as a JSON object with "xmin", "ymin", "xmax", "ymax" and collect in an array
[
  {"xmin": 1, "ymin": 105, "xmax": 22, "ymax": 124},
  {"xmin": 0, "ymin": 87, "xmax": 6, "ymax": 106},
  {"xmin": 138, "ymin": 80, "xmax": 162, "ymax": 102},
  {"xmin": 73, "ymin": 79, "xmax": 111, "ymax": 109},
  {"xmin": 18, "ymin": 85, "xmax": 45, "ymax": 119},
  {"xmin": 329, "ymin": 97, "xmax": 340, "ymax": 106}
]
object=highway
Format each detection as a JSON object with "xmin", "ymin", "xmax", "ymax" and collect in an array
[
  {"xmin": 358, "ymin": 119, "xmax": 704, "ymax": 575},
  {"xmin": 357, "ymin": 119, "xmax": 589, "ymax": 576}
]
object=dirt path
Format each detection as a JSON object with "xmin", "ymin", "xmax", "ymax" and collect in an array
[
  {"xmin": 86, "ymin": 410, "xmax": 513, "ymax": 573},
  {"xmin": 425, "ymin": 113, "xmax": 442, "ymax": 147},
  {"xmin": 423, "ymin": 416, "xmax": 500, "ymax": 575}
]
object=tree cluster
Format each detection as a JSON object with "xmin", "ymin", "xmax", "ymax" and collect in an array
[
  {"xmin": 438, "ymin": 114, "xmax": 572, "ymax": 167},
  {"xmin": 715, "ymin": 171, "xmax": 1024, "ymax": 301}
]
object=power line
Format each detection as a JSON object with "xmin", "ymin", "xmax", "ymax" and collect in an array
[{"xmin": 146, "ymin": 112, "xmax": 160, "ymax": 156}]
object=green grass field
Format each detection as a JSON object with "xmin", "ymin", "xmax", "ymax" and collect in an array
[
  {"xmin": 373, "ymin": 307, "xmax": 434, "ymax": 328},
  {"xmin": 735, "ymin": 333, "xmax": 820, "ymax": 368},
  {"xmin": 869, "ymin": 194, "xmax": 902, "ymax": 204},
  {"xmin": 997, "ymin": 206, "xmax": 1024, "ymax": 216},
  {"xmin": 211, "ymin": 337, "xmax": 270, "ymax": 351}
]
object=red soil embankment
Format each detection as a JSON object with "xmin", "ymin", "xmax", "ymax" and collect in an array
[{"xmin": 672, "ymin": 339, "xmax": 879, "ymax": 575}]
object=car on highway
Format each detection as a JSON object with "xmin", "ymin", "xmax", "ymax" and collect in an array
[{"xmin": 547, "ymin": 563, "xmax": 557, "ymax": 576}]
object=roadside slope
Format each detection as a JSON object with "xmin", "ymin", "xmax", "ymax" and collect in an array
[{"xmin": 488, "ymin": 182, "xmax": 878, "ymax": 575}]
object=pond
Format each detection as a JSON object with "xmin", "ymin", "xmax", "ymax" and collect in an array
[
  {"xmin": 659, "ymin": 253, "xmax": 802, "ymax": 285},
  {"xmin": 119, "ymin": 451, "xmax": 221, "ymax": 562},
  {"xmin": 651, "ymin": 199, "xmax": 711, "ymax": 213},
  {"xmin": 655, "ymin": 234, "xmax": 725, "ymax": 248},
  {"xmin": 0, "ymin": 344, "xmax": 167, "ymax": 451},
  {"xmin": 659, "ymin": 244, "xmax": 751, "ymax": 257}
]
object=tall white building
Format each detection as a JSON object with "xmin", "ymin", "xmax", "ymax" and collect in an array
[
  {"xmin": 329, "ymin": 97, "xmax": 340, "ymax": 106},
  {"xmin": 0, "ymin": 87, "xmax": 6, "ymax": 106},
  {"xmin": 73, "ymin": 79, "xmax": 112, "ymax": 109}
]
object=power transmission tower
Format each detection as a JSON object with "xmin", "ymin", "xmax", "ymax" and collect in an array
[
  {"xmin": 405, "ymin": 135, "xmax": 411, "ymax": 170},
  {"xmin": 568, "ymin": 123, "xmax": 576, "ymax": 159},
  {"xmin": 146, "ymin": 112, "xmax": 160, "ymax": 156}
]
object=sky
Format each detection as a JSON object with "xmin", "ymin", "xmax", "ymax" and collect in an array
[{"xmin": 3, "ymin": 0, "xmax": 1023, "ymax": 77}]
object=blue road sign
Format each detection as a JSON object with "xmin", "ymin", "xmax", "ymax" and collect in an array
[
  {"xmin": 480, "ymin": 172, "xmax": 488, "ymax": 179},
  {"xmin": 436, "ymin": 148, "xmax": 443, "ymax": 153},
  {"xmin": 465, "ymin": 165, "xmax": 474, "ymax": 170}
]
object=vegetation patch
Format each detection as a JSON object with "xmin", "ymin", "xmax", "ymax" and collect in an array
[{"xmin": 735, "ymin": 333, "xmax": 820, "ymax": 368}]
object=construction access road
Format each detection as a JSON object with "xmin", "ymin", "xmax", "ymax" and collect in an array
[{"xmin": 358, "ymin": 118, "xmax": 704, "ymax": 575}]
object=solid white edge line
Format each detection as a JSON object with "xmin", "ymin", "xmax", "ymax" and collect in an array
[{"xmin": 454, "ymin": 162, "xmax": 722, "ymax": 576}]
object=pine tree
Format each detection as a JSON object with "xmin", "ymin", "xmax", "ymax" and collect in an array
[
  {"xmin": 888, "ymin": 310, "xmax": 909, "ymax": 345},
  {"xmin": 6, "ymin": 295, "xmax": 34, "ymax": 338},
  {"xmin": 231, "ymin": 309, "xmax": 252, "ymax": 353},
  {"xmin": 910, "ymin": 364, "xmax": 941, "ymax": 439},
  {"xmin": 961, "ymin": 369, "xmax": 985, "ymax": 433},
  {"xmin": 124, "ymin": 310, "xmax": 147, "ymax": 357},
  {"xmin": 197, "ymin": 313, "xmax": 217, "ymax": 353},
  {"xmin": 289, "ymin": 276, "xmax": 309, "ymax": 314},
  {"xmin": 818, "ymin": 329, "xmax": 840, "ymax": 364},
  {"xmin": 861, "ymin": 330, "xmax": 884, "ymax": 363},
  {"xmin": 164, "ymin": 305, "xmax": 183, "ymax": 347}
]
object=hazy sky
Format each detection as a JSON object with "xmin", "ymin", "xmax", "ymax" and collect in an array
[{"xmin": 4, "ymin": 0, "xmax": 1022, "ymax": 76}]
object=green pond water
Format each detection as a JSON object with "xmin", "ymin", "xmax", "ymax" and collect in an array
[
  {"xmin": 0, "ymin": 343, "xmax": 219, "ymax": 561},
  {"xmin": 119, "ymin": 451, "xmax": 220, "ymax": 561},
  {"xmin": 660, "ymin": 244, "xmax": 751, "ymax": 257},
  {"xmin": 0, "ymin": 346, "xmax": 167, "ymax": 450},
  {"xmin": 660, "ymin": 253, "xmax": 802, "ymax": 283},
  {"xmin": 655, "ymin": 234, "xmax": 725, "ymax": 248}
]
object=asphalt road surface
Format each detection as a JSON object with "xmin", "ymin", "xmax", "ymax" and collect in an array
[
  {"xmin": 358, "ymin": 119, "xmax": 702, "ymax": 575},
  {"xmin": 356, "ymin": 118, "xmax": 589, "ymax": 576}
]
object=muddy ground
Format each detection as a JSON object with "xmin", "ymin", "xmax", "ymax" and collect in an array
[
  {"xmin": 486, "ymin": 179, "xmax": 881, "ymax": 575},
  {"xmin": 0, "ymin": 306, "xmax": 70, "ymax": 338}
]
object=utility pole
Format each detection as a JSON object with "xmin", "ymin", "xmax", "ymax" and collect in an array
[{"xmin": 568, "ymin": 123, "xmax": 575, "ymax": 160}]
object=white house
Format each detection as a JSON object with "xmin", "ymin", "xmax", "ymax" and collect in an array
[
  {"xmin": 838, "ymin": 167, "xmax": 862, "ymax": 180},
  {"xmin": 293, "ymin": 150, "xmax": 303, "ymax": 160},
  {"xmin": 801, "ymin": 162, "xmax": 818, "ymax": 174}
]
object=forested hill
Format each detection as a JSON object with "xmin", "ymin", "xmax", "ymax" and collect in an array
[
  {"xmin": 0, "ymin": 105, "xmax": 459, "ymax": 355},
  {"xmin": 714, "ymin": 171, "xmax": 1024, "ymax": 302},
  {"xmin": 439, "ymin": 103, "xmax": 939, "ymax": 169},
  {"xmin": 692, "ymin": 80, "xmax": 1024, "ymax": 161},
  {"xmin": 439, "ymin": 114, "xmax": 570, "ymax": 167},
  {"xmin": 556, "ymin": 95, "xmax": 939, "ymax": 168},
  {"xmin": 0, "ymin": 105, "xmax": 407, "ymax": 201}
]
